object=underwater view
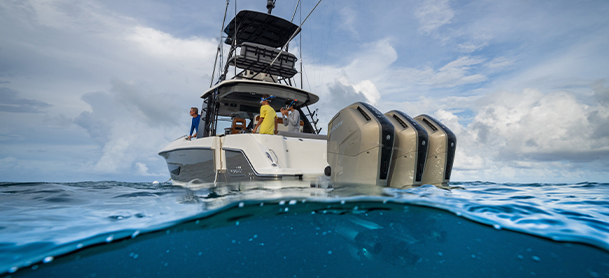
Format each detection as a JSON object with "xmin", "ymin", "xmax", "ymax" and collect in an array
[{"xmin": 2, "ymin": 181, "xmax": 609, "ymax": 277}]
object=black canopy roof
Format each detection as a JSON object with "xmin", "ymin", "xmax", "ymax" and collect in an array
[{"xmin": 224, "ymin": 10, "xmax": 300, "ymax": 48}]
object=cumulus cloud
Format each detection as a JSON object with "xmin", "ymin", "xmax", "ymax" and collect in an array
[
  {"xmin": 73, "ymin": 80, "xmax": 184, "ymax": 175},
  {"xmin": 442, "ymin": 86, "xmax": 609, "ymax": 182},
  {"xmin": 0, "ymin": 0, "xmax": 217, "ymax": 181}
]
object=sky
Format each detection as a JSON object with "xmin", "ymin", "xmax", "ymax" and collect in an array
[{"xmin": 0, "ymin": 0, "xmax": 608, "ymax": 183}]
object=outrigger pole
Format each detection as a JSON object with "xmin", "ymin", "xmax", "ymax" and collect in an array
[{"xmin": 210, "ymin": 0, "xmax": 231, "ymax": 88}]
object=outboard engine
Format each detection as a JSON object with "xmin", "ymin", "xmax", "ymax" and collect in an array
[
  {"xmin": 413, "ymin": 114, "xmax": 457, "ymax": 187},
  {"xmin": 384, "ymin": 110, "xmax": 429, "ymax": 188},
  {"xmin": 327, "ymin": 102, "xmax": 396, "ymax": 186}
]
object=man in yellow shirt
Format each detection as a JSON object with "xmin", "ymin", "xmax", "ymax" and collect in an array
[{"xmin": 252, "ymin": 94, "xmax": 278, "ymax": 135}]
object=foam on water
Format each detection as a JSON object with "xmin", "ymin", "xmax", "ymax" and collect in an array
[{"xmin": 1, "ymin": 181, "xmax": 608, "ymax": 276}]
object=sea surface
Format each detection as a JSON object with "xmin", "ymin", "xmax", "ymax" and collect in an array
[{"xmin": 1, "ymin": 181, "xmax": 609, "ymax": 277}]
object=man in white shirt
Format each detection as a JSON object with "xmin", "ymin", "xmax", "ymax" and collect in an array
[{"xmin": 280, "ymin": 99, "xmax": 300, "ymax": 133}]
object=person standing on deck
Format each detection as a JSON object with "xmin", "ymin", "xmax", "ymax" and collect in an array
[
  {"xmin": 187, "ymin": 107, "xmax": 201, "ymax": 140},
  {"xmin": 252, "ymin": 94, "xmax": 278, "ymax": 135},
  {"xmin": 280, "ymin": 99, "xmax": 300, "ymax": 133}
]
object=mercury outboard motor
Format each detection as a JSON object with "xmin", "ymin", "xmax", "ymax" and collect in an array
[
  {"xmin": 327, "ymin": 102, "xmax": 396, "ymax": 187},
  {"xmin": 413, "ymin": 114, "xmax": 457, "ymax": 187},
  {"xmin": 384, "ymin": 110, "xmax": 429, "ymax": 188}
]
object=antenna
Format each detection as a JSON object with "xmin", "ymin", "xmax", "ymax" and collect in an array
[{"xmin": 267, "ymin": 0, "xmax": 275, "ymax": 14}]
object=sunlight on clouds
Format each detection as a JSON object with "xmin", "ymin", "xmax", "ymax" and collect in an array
[
  {"xmin": 135, "ymin": 162, "xmax": 161, "ymax": 177},
  {"xmin": 384, "ymin": 80, "xmax": 609, "ymax": 182},
  {"xmin": 442, "ymin": 86, "xmax": 609, "ymax": 182},
  {"xmin": 352, "ymin": 80, "xmax": 381, "ymax": 105},
  {"xmin": 128, "ymin": 26, "xmax": 216, "ymax": 62}
]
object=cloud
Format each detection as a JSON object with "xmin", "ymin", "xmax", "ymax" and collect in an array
[
  {"xmin": 325, "ymin": 78, "xmax": 369, "ymax": 106},
  {"xmin": 73, "ymin": 79, "xmax": 184, "ymax": 175},
  {"xmin": 338, "ymin": 7, "xmax": 358, "ymax": 38},
  {"xmin": 415, "ymin": 0, "xmax": 454, "ymax": 35},
  {"xmin": 0, "ymin": 87, "xmax": 51, "ymax": 113},
  {"xmin": 442, "ymin": 86, "xmax": 609, "ymax": 182},
  {"xmin": 592, "ymin": 79, "xmax": 609, "ymax": 105},
  {"xmin": 1, "ymin": 0, "xmax": 608, "ymax": 183},
  {"xmin": 0, "ymin": 0, "xmax": 218, "ymax": 181}
]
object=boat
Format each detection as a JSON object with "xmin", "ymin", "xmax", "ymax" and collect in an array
[{"xmin": 158, "ymin": 2, "xmax": 457, "ymax": 189}]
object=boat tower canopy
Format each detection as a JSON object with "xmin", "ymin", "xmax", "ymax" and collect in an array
[
  {"xmin": 201, "ymin": 80, "xmax": 319, "ymax": 118},
  {"xmin": 224, "ymin": 10, "xmax": 300, "ymax": 48}
]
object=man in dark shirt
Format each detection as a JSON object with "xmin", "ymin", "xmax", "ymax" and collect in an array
[{"xmin": 188, "ymin": 107, "xmax": 201, "ymax": 140}]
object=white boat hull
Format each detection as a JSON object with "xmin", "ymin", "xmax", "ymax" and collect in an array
[{"xmin": 159, "ymin": 133, "xmax": 328, "ymax": 187}]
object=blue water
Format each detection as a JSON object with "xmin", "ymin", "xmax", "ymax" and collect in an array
[{"xmin": 1, "ymin": 181, "xmax": 609, "ymax": 277}]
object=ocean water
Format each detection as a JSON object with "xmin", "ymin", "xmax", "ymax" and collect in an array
[{"xmin": 1, "ymin": 181, "xmax": 609, "ymax": 277}]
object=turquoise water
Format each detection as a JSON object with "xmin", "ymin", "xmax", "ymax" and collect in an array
[{"xmin": 1, "ymin": 181, "xmax": 609, "ymax": 277}]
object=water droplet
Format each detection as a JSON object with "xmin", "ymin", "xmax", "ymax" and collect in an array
[
  {"xmin": 232, "ymin": 240, "xmax": 236, "ymax": 243},
  {"xmin": 236, "ymin": 221, "xmax": 239, "ymax": 226},
  {"xmin": 166, "ymin": 250, "xmax": 170, "ymax": 253},
  {"xmin": 311, "ymin": 211, "xmax": 316, "ymax": 214},
  {"xmin": 76, "ymin": 243, "xmax": 83, "ymax": 249},
  {"xmin": 353, "ymin": 206, "xmax": 359, "ymax": 210},
  {"xmin": 133, "ymin": 254, "xmax": 138, "ymax": 259},
  {"xmin": 438, "ymin": 252, "xmax": 443, "ymax": 256},
  {"xmin": 328, "ymin": 251, "xmax": 332, "ymax": 255},
  {"xmin": 198, "ymin": 252, "xmax": 202, "ymax": 256},
  {"xmin": 288, "ymin": 200, "xmax": 297, "ymax": 205},
  {"xmin": 129, "ymin": 253, "xmax": 134, "ymax": 257},
  {"xmin": 532, "ymin": 256, "xmax": 540, "ymax": 261},
  {"xmin": 238, "ymin": 202, "xmax": 244, "ymax": 208},
  {"xmin": 8, "ymin": 266, "xmax": 18, "ymax": 273},
  {"xmin": 43, "ymin": 256, "xmax": 54, "ymax": 263},
  {"xmin": 106, "ymin": 235, "xmax": 114, "ymax": 242},
  {"xmin": 279, "ymin": 200, "xmax": 286, "ymax": 205},
  {"xmin": 493, "ymin": 224, "xmax": 501, "ymax": 230},
  {"xmin": 253, "ymin": 234, "xmax": 258, "ymax": 238},
  {"xmin": 517, "ymin": 255, "xmax": 523, "ymax": 260},
  {"xmin": 456, "ymin": 212, "xmax": 462, "ymax": 216},
  {"xmin": 284, "ymin": 207, "xmax": 289, "ymax": 212},
  {"xmin": 471, "ymin": 254, "xmax": 476, "ymax": 259},
  {"xmin": 340, "ymin": 200, "xmax": 345, "ymax": 205},
  {"xmin": 131, "ymin": 230, "xmax": 140, "ymax": 238}
]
